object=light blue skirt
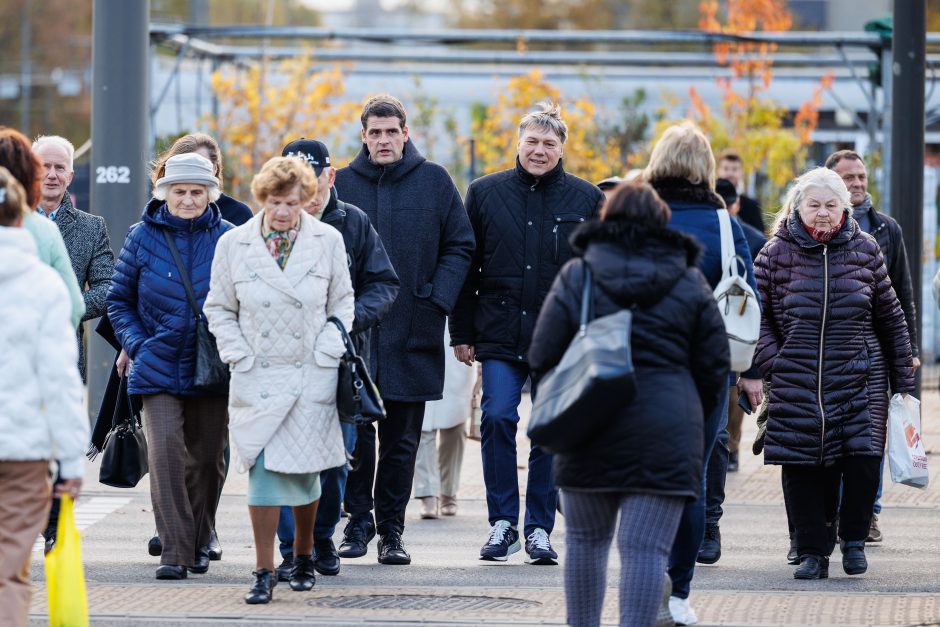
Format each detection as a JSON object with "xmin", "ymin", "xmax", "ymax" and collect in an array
[{"xmin": 247, "ymin": 451, "xmax": 321, "ymax": 507}]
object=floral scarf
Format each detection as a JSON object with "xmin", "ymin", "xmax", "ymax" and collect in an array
[{"xmin": 262, "ymin": 220, "xmax": 299, "ymax": 270}]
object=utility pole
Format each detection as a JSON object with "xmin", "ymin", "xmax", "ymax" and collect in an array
[
  {"xmin": 890, "ymin": 0, "xmax": 926, "ymax": 390},
  {"xmin": 87, "ymin": 0, "xmax": 150, "ymax": 416},
  {"xmin": 19, "ymin": 3, "xmax": 31, "ymax": 134}
]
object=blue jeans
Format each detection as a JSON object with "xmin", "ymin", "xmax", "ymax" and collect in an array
[
  {"xmin": 668, "ymin": 384, "xmax": 729, "ymax": 599},
  {"xmin": 278, "ymin": 420, "xmax": 358, "ymax": 558},
  {"xmin": 481, "ymin": 359, "xmax": 557, "ymax": 537},
  {"xmin": 874, "ymin": 456, "xmax": 885, "ymax": 515}
]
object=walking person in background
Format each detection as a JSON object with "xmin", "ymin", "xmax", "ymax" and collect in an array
[
  {"xmin": 335, "ymin": 95, "xmax": 474, "ymax": 565},
  {"xmin": 826, "ymin": 149, "xmax": 919, "ymax": 544},
  {"xmin": 0, "ymin": 167, "xmax": 88, "ymax": 627},
  {"xmin": 753, "ymin": 167, "xmax": 913, "ymax": 580},
  {"xmin": 717, "ymin": 150, "xmax": 765, "ymax": 233},
  {"xmin": 108, "ymin": 153, "xmax": 233, "ymax": 580},
  {"xmin": 205, "ymin": 156, "xmax": 354, "ymax": 604},
  {"xmin": 274, "ymin": 138, "xmax": 399, "ymax": 580},
  {"xmin": 529, "ymin": 183, "xmax": 729, "ymax": 627},
  {"xmin": 450, "ymin": 102, "xmax": 602, "ymax": 565},
  {"xmin": 644, "ymin": 121, "xmax": 759, "ymax": 625},
  {"xmin": 413, "ymin": 322, "xmax": 474, "ymax": 519}
]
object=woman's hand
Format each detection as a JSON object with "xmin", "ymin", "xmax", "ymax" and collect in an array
[
  {"xmin": 454, "ymin": 345, "xmax": 475, "ymax": 366},
  {"xmin": 55, "ymin": 478, "xmax": 83, "ymax": 500},
  {"xmin": 116, "ymin": 349, "xmax": 131, "ymax": 378},
  {"xmin": 738, "ymin": 377, "xmax": 764, "ymax": 410}
]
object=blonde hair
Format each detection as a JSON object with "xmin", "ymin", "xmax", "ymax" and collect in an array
[
  {"xmin": 0, "ymin": 166, "xmax": 29, "ymax": 226},
  {"xmin": 773, "ymin": 167, "xmax": 852, "ymax": 231},
  {"xmin": 251, "ymin": 157, "xmax": 318, "ymax": 206},
  {"xmin": 644, "ymin": 121, "xmax": 716, "ymax": 189},
  {"xmin": 518, "ymin": 101, "xmax": 568, "ymax": 144}
]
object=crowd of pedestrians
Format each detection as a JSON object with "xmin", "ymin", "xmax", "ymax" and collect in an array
[{"xmin": 0, "ymin": 88, "xmax": 923, "ymax": 627}]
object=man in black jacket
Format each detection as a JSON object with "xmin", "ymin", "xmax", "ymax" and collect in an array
[
  {"xmin": 334, "ymin": 96, "xmax": 474, "ymax": 565},
  {"xmin": 275, "ymin": 138, "xmax": 400, "ymax": 577},
  {"xmin": 451, "ymin": 102, "xmax": 603, "ymax": 564},
  {"xmin": 826, "ymin": 149, "xmax": 919, "ymax": 544},
  {"xmin": 718, "ymin": 150, "xmax": 765, "ymax": 234}
]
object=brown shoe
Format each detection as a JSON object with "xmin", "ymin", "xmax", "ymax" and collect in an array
[
  {"xmin": 419, "ymin": 496, "xmax": 439, "ymax": 519},
  {"xmin": 440, "ymin": 495, "xmax": 458, "ymax": 516}
]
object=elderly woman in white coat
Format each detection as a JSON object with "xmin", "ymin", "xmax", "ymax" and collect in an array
[
  {"xmin": 204, "ymin": 156, "xmax": 354, "ymax": 605},
  {"xmin": 413, "ymin": 323, "xmax": 474, "ymax": 518}
]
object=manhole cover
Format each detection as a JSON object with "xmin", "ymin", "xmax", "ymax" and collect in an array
[{"xmin": 308, "ymin": 594, "xmax": 541, "ymax": 612}]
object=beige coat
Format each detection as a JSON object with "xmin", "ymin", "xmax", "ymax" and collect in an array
[{"xmin": 204, "ymin": 211, "xmax": 354, "ymax": 474}]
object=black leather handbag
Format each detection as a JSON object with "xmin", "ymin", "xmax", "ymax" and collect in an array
[
  {"xmin": 99, "ymin": 378, "xmax": 149, "ymax": 488},
  {"xmin": 328, "ymin": 316, "xmax": 386, "ymax": 424},
  {"xmin": 162, "ymin": 229, "xmax": 230, "ymax": 395},
  {"xmin": 527, "ymin": 264, "xmax": 637, "ymax": 454}
]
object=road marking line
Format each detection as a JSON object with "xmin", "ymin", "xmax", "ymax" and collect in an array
[{"xmin": 33, "ymin": 496, "xmax": 131, "ymax": 553}]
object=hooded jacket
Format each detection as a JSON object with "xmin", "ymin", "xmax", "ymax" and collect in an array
[
  {"xmin": 334, "ymin": 140, "xmax": 474, "ymax": 401},
  {"xmin": 107, "ymin": 198, "xmax": 232, "ymax": 396},
  {"xmin": 528, "ymin": 221, "xmax": 730, "ymax": 497},
  {"xmin": 449, "ymin": 159, "xmax": 603, "ymax": 363},
  {"xmin": 754, "ymin": 210, "xmax": 915, "ymax": 465}
]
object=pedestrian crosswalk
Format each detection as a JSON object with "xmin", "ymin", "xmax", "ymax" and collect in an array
[{"xmin": 32, "ymin": 496, "xmax": 131, "ymax": 553}]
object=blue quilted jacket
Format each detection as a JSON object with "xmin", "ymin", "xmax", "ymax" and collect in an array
[{"xmin": 107, "ymin": 198, "xmax": 232, "ymax": 396}]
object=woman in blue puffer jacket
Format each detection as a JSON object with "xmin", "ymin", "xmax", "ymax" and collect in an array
[{"xmin": 107, "ymin": 153, "xmax": 232, "ymax": 581}]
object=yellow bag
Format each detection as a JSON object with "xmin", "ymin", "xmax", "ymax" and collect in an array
[{"xmin": 44, "ymin": 494, "xmax": 89, "ymax": 627}]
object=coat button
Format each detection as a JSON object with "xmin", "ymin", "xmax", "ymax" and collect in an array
[
  {"xmin": 293, "ymin": 332, "xmax": 301, "ymax": 339},
  {"xmin": 263, "ymin": 301, "xmax": 270, "ymax": 308},
  {"xmin": 517, "ymin": 355, "xmax": 523, "ymax": 360},
  {"xmin": 262, "ymin": 361, "xmax": 270, "ymax": 368},
  {"xmin": 261, "ymin": 392, "xmax": 269, "ymax": 399},
  {"xmin": 261, "ymin": 331, "xmax": 269, "ymax": 337},
  {"xmin": 522, "ymin": 310, "xmax": 527, "ymax": 316},
  {"xmin": 526, "ymin": 264, "xmax": 531, "ymax": 270},
  {"xmin": 294, "ymin": 301, "xmax": 302, "ymax": 309},
  {"xmin": 527, "ymin": 220, "xmax": 533, "ymax": 226},
  {"xmin": 295, "ymin": 361, "xmax": 302, "ymax": 368},
  {"xmin": 250, "ymin": 272, "xmax": 257, "ymax": 279}
]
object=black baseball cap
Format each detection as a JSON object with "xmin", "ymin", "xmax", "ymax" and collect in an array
[
  {"xmin": 281, "ymin": 138, "xmax": 331, "ymax": 175},
  {"xmin": 716, "ymin": 178, "xmax": 738, "ymax": 208}
]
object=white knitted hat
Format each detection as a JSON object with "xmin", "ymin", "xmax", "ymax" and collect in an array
[{"xmin": 154, "ymin": 153, "xmax": 219, "ymax": 190}]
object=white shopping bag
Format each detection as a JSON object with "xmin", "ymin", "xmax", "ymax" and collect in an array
[{"xmin": 887, "ymin": 393, "xmax": 929, "ymax": 489}]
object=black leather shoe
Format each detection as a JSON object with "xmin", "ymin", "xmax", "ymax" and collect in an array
[
  {"xmin": 207, "ymin": 529, "xmax": 222, "ymax": 561},
  {"xmin": 793, "ymin": 554, "xmax": 829, "ymax": 580},
  {"xmin": 276, "ymin": 555, "xmax": 293, "ymax": 582},
  {"xmin": 696, "ymin": 524, "xmax": 721, "ymax": 564},
  {"xmin": 787, "ymin": 533, "xmax": 799, "ymax": 565},
  {"xmin": 377, "ymin": 532, "xmax": 411, "ymax": 565},
  {"xmin": 245, "ymin": 568, "xmax": 276, "ymax": 604},
  {"xmin": 156, "ymin": 564, "xmax": 188, "ymax": 580},
  {"xmin": 189, "ymin": 547, "xmax": 210, "ymax": 574},
  {"xmin": 841, "ymin": 540, "xmax": 868, "ymax": 575},
  {"xmin": 148, "ymin": 534, "xmax": 162, "ymax": 557},
  {"xmin": 314, "ymin": 537, "xmax": 341, "ymax": 576},
  {"xmin": 44, "ymin": 535, "xmax": 56, "ymax": 555},
  {"xmin": 289, "ymin": 555, "xmax": 316, "ymax": 591},
  {"xmin": 338, "ymin": 517, "xmax": 376, "ymax": 558}
]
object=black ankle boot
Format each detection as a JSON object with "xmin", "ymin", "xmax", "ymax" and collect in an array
[
  {"xmin": 841, "ymin": 540, "xmax": 867, "ymax": 575},
  {"xmin": 289, "ymin": 555, "xmax": 316, "ymax": 591},
  {"xmin": 793, "ymin": 554, "xmax": 829, "ymax": 579},
  {"xmin": 244, "ymin": 568, "xmax": 277, "ymax": 604},
  {"xmin": 787, "ymin": 533, "xmax": 799, "ymax": 565}
]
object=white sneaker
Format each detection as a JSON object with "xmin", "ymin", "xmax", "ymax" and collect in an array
[{"xmin": 669, "ymin": 596, "xmax": 699, "ymax": 625}]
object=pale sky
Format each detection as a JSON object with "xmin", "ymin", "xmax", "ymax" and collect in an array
[{"xmin": 300, "ymin": 0, "xmax": 447, "ymax": 12}]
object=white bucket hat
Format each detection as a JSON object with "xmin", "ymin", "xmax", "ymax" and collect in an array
[{"xmin": 154, "ymin": 153, "xmax": 219, "ymax": 190}]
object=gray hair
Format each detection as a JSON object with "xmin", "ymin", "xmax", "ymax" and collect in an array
[
  {"xmin": 773, "ymin": 167, "xmax": 852, "ymax": 231},
  {"xmin": 32, "ymin": 135, "xmax": 75, "ymax": 171},
  {"xmin": 153, "ymin": 182, "xmax": 221, "ymax": 203},
  {"xmin": 518, "ymin": 101, "xmax": 568, "ymax": 144}
]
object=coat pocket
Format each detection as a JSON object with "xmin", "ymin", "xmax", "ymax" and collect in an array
[
  {"xmin": 407, "ymin": 296, "xmax": 445, "ymax": 353},
  {"xmin": 474, "ymin": 294, "xmax": 515, "ymax": 347}
]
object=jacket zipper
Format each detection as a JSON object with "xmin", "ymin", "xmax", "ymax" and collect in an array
[
  {"xmin": 817, "ymin": 244, "xmax": 829, "ymax": 463},
  {"xmin": 553, "ymin": 224, "xmax": 559, "ymax": 263}
]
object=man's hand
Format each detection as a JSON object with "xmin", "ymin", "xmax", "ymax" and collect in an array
[
  {"xmin": 738, "ymin": 377, "xmax": 764, "ymax": 411},
  {"xmin": 116, "ymin": 349, "xmax": 131, "ymax": 378},
  {"xmin": 55, "ymin": 478, "xmax": 83, "ymax": 500},
  {"xmin": 453, "ymin": 344, "xmax": 475, "ymax": 366},
  {"xmin": 913, "ymin": 356, "xmax": 921, "ymax": 372}
]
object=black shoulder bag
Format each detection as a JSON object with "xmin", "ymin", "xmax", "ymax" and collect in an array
[
  {"xmin": 99, "ymin": 377, "xmax": 149, "ymax": 488},
  {"xmin": 162, "ymin": 229, "xmax": 230, "ymax": 395},
  {"xmin": 328, "ymin": 316, "xmax": 386, "ymax": 424},
  {"xmin": 527, "ymin": 263, "xmax": 637, "ymax": 454}
]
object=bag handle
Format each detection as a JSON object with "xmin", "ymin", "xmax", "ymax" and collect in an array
[
  {"xmin": 161, "ymin": 229, "xmax": 202, "ymax": 324},
  {"xmin": 578, "ymin": 262, "xmax": 593, "ymax": 336},
  {"xmin": 327, "ymin": 316, "xmax": 358, "ymax": 358}
]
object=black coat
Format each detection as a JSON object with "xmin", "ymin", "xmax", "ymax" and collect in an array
[
  {"xmin": 334, "ymin": 140, "xmax": 474, "ymax": 401},
  {"xmin": 529, "ymin": 221, "xmax": 730, "ymax": 498},
  {"xmin": 216, "ymin": 193, "xmax": 254, "ymax": 226},
  {"xmin": 754, "ymin": 211, "xmax": 915, "ymax": 465},
  {"xmin": 320, "ymin": 188, "xmax": 400, "ymax": 373},
  {"xmin": 738, "ymin": 194, "xmax": 765, "ymax": 233},
  {"xmin": 449, "ymin": 159, "xmax": 602, "ymax": 363}
]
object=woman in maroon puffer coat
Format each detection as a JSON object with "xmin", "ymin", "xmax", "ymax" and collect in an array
[{"xmin": 753, "ymin": 167, "xmax": 914, "ymax": 580}]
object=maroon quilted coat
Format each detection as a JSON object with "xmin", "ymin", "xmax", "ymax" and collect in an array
[{"xmin": 754, "ymin": 209, "xmax": 914, "ymax": 465}]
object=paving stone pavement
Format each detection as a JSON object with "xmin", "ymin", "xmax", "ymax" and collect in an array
[{"xmin": 27, "ymin": 390, "xmax": 940, "ymax": 626}]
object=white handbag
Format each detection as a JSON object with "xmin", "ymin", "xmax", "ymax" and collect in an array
[{"xmin": 714, "ymin": 208, "xmax": 760, "ymax": 371}]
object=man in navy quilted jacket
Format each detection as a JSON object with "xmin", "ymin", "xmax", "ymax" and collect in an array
[{"xmin": 450, "ymin": 102, "xmax": 603, "ymax": 564}]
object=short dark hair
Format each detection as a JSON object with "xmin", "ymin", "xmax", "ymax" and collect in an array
[
  {"xmin": 360, "ymin": 95, "xmax": 407, "ymax": 130},
  {"xmin": 824, "ymin": 149, "xmax": 864, "ymax": 170},
  {"xmin": 0, "ymin": 127, "xmax": 42, "ymax": 210},
  {"xmin": 601, "ymin": 181, "xmax": 671, "ymax": 228},
  {"xmin": 718, "ymin": 149, "xmax": 741, "ymax": 164}
]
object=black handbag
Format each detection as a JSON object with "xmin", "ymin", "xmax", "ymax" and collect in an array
[
  {"xmin": 162, "ymin": 229, "xmax": 230, "ymax": 395},
  {"xmin": 328, "ymin": 316, "xmax": 386, "ymax": 424},
  {"xmin": 527, "ymin": 263, "xmax": 637, "ymax": 454},
  {"xmin": 99, "ymin": 378, "xmax": 149, "ymax": 488}
]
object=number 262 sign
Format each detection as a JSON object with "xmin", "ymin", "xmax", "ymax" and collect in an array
[{"xmin": 96, "ymin": 166, "xmax": 131, "ymax": 184}]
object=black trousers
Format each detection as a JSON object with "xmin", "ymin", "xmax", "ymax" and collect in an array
[
  {"xmin": 343, "ymin": 400, "xmax": 426, "ymax": 536},
  {"xmin": 781, "ymin": 456, "xmax": 881, "ymax": 556}
]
